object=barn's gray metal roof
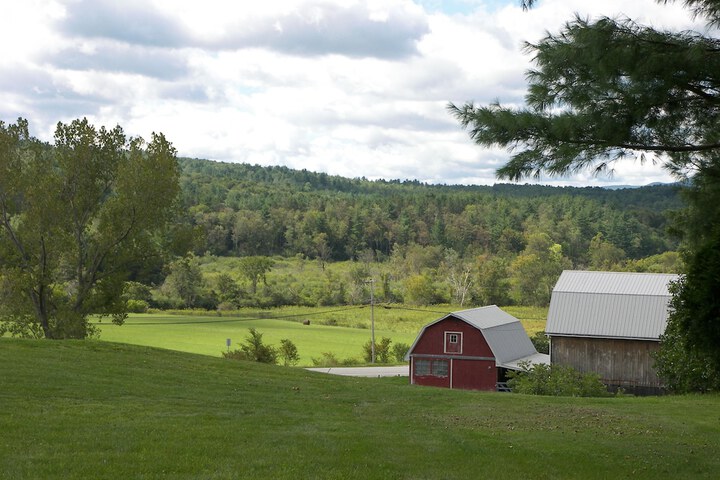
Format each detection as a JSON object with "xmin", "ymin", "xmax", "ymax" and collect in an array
[
  {"xmin": 406, "ymin": 306, "xmax": 546, "ymax": 368},
  {"xmin": 546, "ymin": 271, "xmax": 680, "ymax": 340},
  {"xmin": 500, "ymin": 352, "xmax": 551, "ymax": 371},
  {"xmin": 452, "ymin": 305, "xmax": 523, "ymax": 330},
  {"xmin": 453, "ymin": 306, "xmax": 547, "ymax": 366}
]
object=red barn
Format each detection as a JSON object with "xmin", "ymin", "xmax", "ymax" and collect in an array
[{"xmin": 405, "ymin": 306, "xmax": 548, "ymax": 391}]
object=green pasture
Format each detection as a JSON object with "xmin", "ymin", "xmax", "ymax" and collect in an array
[
  {"xmin": 94, "ymin": 305, "xmax": 547, "ymax": 365},
  {"xmin": 2, "ymin": 339, "xmax": 719, "ymax": 479},
  {"xmin": 95, "ymin": 312, "xmax": 418, "ymax": 365}
]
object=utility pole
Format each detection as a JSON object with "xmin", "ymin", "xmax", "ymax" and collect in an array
[{"xmin": 366, "ymin": 278, "xmax": 376, "ymax": 364}]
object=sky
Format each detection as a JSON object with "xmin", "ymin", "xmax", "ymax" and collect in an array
[{"xmin": 0, "ymin": 0, "xmax": 707, "ymax": 187}]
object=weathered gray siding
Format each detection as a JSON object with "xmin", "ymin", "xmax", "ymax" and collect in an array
[{"xmin": 551, "ymin": 336, "xmax": 662, "ymax": 389}]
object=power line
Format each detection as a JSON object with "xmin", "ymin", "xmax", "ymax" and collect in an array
[
  {"xmin": 93, "ymin": 305, "xmax": 368, "ymax": 326},
  {"xmin": 375, "ymin": 304, "xmax": 450, "ymax": 315},
  {"xmin": 92, "ymin": 303, "xmax": 452, "ymax": 328}
]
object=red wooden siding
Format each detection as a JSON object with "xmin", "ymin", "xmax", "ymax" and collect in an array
[
  {"xmin": 412, "ymin": 318, "xmax": 493, "ymax": 358},
  {"xmin": 451, "ymin": 358, "xmax": 497, "ymax": 390},
  {"xmin": 410, "ymin": 317, "xmax": 498, "ymax": 390},
  {"xmin": 410, "ymin": 357, "xmax": 450, "ymax": 388}
]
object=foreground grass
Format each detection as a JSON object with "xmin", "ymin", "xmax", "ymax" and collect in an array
[{"xmin": 2, "ymin": 339, "xmax": 719, "ymax": 479}]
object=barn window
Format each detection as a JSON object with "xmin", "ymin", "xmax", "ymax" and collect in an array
[
  {"xmin": 433, "ymin": 360, "xmax": 448, "ymax": 377},
  {"xmin": 415, "ymin": 360, "xmax": 431, "ymax": 376},
  {"xmin": 444, "ymin": 331, "xmax": 463, "ymax": 354},
  {"xmin": 415, "ymin": 359, "xmax": 449, "ymax": 378}
]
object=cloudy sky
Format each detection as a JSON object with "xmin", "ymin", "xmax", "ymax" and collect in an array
[{"xmin": 0, "ymin": 0, "xmax": 706, "ymax": 186}]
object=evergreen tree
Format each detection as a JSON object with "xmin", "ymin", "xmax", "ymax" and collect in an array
[{"xmin": 450, "ymin": 0, "xmax": 720, "ymax": 386}]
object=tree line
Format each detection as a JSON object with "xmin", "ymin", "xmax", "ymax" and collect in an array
[
  {"xmin": 128, "ymin": 158, "xmax": 683, "ymax": 312},
  {"xmin": 178, "ymin": 157, "xmax": 680, "ymax": 266}
]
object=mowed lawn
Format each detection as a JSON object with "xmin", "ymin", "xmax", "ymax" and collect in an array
[
  {"xmin": 1, "ymin": 339, "xmax": 719, "ymax": 479},
  {"xmin": 94, "ymin": 313, "xmax": 419, "ymax": 365},
  {"xmin": 93, "ymin": 306, "xmax": 547, "ymax": 365}
]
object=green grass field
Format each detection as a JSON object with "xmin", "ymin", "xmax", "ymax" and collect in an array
[
  {"xmin": 93, "ymin": 306, "xmax": 547, "ymax": 365},
  {"xmin": 2, "ymin": 339, "xmax": 719, "ymax": 479},
  {"xmin": 95, "ymin": 312, "xmax": 418, "ymax": 365}
]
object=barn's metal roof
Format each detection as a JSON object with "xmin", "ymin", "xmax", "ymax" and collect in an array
[
  {"xmin": 452, "ymin": 305, "xmax": 522, "ymax": 330},
  {"xmin": 406, "ymin": 305, "xmax": 546, "ymax": 368},
  {"xmin": 499, "ymin": 352, "xmax": 551, "ymax": 371},
  {"xmin": 546, "ymin": 271, "xmax": 680, "ymax": 340}
]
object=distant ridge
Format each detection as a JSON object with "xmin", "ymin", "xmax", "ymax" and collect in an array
[{"xmin": 603, "ymin": 182, "xmax": 677, "ymax": 190}]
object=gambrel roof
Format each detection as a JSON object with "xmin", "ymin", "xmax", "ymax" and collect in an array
[
  {"xmin": 546, "ymin": 271, "xmax": 680, "ymax": 341},
  {"xmin": 406, "ymin": 305, "xmax": 549, "ymax": 369}
]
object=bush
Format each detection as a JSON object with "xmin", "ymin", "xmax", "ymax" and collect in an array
[
  {"xmin": 312, "ymin": 352, "xmax": 340, "ymax": 367},
  {"xmin": 222, "ymin": 349, "xmax": 250, "ymax": 361},
  {"xmin": 362, "ymin": 337, "xmax": 392, "ymax": 363},
  {"xmin": 223, "ymin": 328, "xmax": 277, "ymax": 364},
  {"xmin": 279, "ymin": 339, "xmax": 300, "ymax": 366},
  {"xmin": 530, "ymin": 331, "xmax": 549, "ymax": 354},
  {"xmin": 507, "ymin": 362, "xmax": 610, "ymax": 397},
  {"xmin": 392, "ymin": 342, "xmax": 410, "ymax": 362},
  {"xmin": 125, "ymin": 299, "xmax": 149, "ymax": 313}
]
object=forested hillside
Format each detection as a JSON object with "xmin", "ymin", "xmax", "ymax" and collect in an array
[
  {"xmin": 179, "ymin": 157, "xmax": 680, "ymax": 263},
  {"xmin": 139, "ymin": 158, "xmax": 684, "ymax": 310}
]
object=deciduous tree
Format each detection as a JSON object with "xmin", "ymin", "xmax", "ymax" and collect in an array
[
  {"xmin": 0, "ymin": 118, "xmax": 180, "ymax": 338},
  {"xmin": 238, "ymin": 256, "xmax": 274, "ymax": 294}
]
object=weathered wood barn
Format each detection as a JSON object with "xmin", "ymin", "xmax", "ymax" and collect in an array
[
  {"xmin": 546, "ymin": 270, "xmax": 679, "ymax": 394},
  {"xmin": 405, "ymin": 306, "xmax": 548, "ymax": 391}
]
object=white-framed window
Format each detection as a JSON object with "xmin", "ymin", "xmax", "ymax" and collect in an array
[{"xmin": 444, "ymin": 331, "xmax": 463, "ymax": 354}]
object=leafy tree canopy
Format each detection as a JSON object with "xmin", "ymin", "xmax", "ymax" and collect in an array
[{"xmin": 0, "ymin": 118, "xmax": 180, "ymax": 339}]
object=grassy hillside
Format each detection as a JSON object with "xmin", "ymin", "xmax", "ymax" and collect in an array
[{"xmin": 2, "ymin": 339, "xmax": 719, "ymax": 479}]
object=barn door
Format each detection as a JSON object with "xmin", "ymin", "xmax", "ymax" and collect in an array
[{"xmin": 444, "ymin": 331, "xmax": 463, "ymax": 354}]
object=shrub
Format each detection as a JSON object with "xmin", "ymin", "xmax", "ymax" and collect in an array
[
  {"xmin": 530, "ymin": 331, "xmax": 549, "ymax": 354},
  {"xmin": 222, "ymin": 349, "xmax": 250, "ymax": 361},
  {"xmin": 279, "ymin": 339, "xmax": 300, "ymax": 367},
  {"xmin": 125, "ymin": 299, "xmax": 149, "ymax": 313},
  {"xmin": 312, "ymin": 352, "xmax": 340, "ymax": 367},
  {"xmin": 224, "ymin": 328, "xmax": 277, "ymax": 364},
  {"xmin": 507, "ymin": 362, "xmax": 610, "ymax": 397},
  {"xmin": 362, "ymin": 337, "xmax": 392, "ymax": 363},
  {"xmin": 392, "ymin": 342, "xmax": 410, "ymax": 362}
]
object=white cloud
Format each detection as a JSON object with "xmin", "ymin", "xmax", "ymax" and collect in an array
[{"xmin": 0, "ymin": 0, "xmax": 703, "ymax": 187}]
